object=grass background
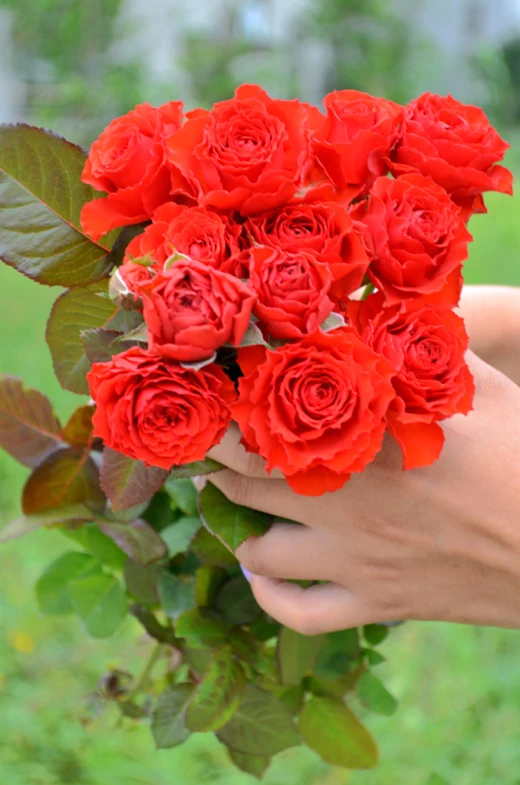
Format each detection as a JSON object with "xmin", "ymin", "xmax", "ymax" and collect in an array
[{"xmin": 1, "ymin": 181, "xmax": 520, "ymax": 784}]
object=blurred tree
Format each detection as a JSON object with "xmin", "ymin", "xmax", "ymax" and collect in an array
[
  {"xmin": 501, "ymin": 38, "xmax": 520, "ymax": 122},
  {"xmin": 0, "ymin": 0, "xmax": 145, "ymax": 144},
  {"xmin": 471, "ymin": 45, "xmax": 517, "ymax": 128},
  {"xmin": 304, "ymin": 0, "xmax": 416, "ymax": 103}
]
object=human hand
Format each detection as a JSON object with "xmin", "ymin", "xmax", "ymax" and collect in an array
[
  {"xmin": 458, "ymin": 285, "xmax": 520, "ymax": 385},
  {"xmin": 206, "ymin": 353, "xmax": 520, "ymax": 634}
]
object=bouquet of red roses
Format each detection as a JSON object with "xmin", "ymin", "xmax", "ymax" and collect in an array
[
  {"xmin": 83, "ymin": 85, "xmax": 510, "ymax": 493},
  {"xmin": 0, "ymin": 85, "xmax": 512, "ymax": 774}
]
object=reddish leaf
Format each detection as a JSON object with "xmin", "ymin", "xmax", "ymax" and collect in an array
[
  {"xmin": 0, "ymin": 503, "xmax": 94, "ymax": 543},
  {"xmin": 0, "ymin": 375, "xmax": 64, "ymax": 467},
  {"xmin": 22, "ymin": 448, "xmax": 105, "ymax": 515},
  {"xmin": 0, "ymin": 125, "xmax": 116, "ymax": 287},
  {"xmin": 100, "ymin": 448, "xmax": 167, "ymax": 512},
  {"xmin": 81, "ymin": 328, "xmax": 125, "ymax": 364},
  {"xmin": 98, "ymin": 519, "xmax": 167, "ymax": 566},
  {"xmin": 46, "ymin": 281, "xmax": 118, "ymax": 394},
  {"xmin": 62, "ymin": 405, "xmax": 95, "ymax": 448}
]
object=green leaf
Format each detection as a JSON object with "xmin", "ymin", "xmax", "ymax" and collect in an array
[
  {"xmin": 124, "ymin": 559, "xmax": 161, "ymax": 606},
  {"xmin": 119, "ymin": 701, "xmax": 148, "ymax": 720},
  {"xmin": 98, "ymin": 519, "xmax": 167, "ymax": 566},
  {"xmin": 100, "ymin": 448, "xmax": 168, "ymax": 513},
  {"xmin": 190, "ymin": 526, "xmax": 237, "ymax": 568},
  {"xmin": 142, "ymin": 491, "xmax": 175, "ymax": 532},
  {"xmin": 164, "ymin": 478, "xmax": 198, "ymax": 515},
  {"xmin": 83, "ymin": 523, "xmax": 128, "ymax": 569},
  {"xmin": 69, "ymin": 572, "xmax": 127, "ymax": 638},
  {"xmin": 0, "ymin": 375, "xmax": 65, "ymax": 468},
  {"xmin": 307, "ymin": 670, "xmax": 365, "ymax": 699},
  {"xmin": 176, "ymin": 608, "xmax": 227, "ymax": 650},
  {"xmin": 167, "ymin": 458, "xmax": 224, "ymax": 479},
  {"xmin": 363, "ymin": 624, "xmax": 389, "ymax": 646},
  {"xmin": 217, "ymin": 686, "xmax": 300, "ymax": 757},
  {"xmin": 186, "ymin": 645, "xmax": 245, "ymax": 732},
  {"xmin": 151, "ymin": 683, "xmax": 195, "ymax": 750},
  {"xmin": 364, "ymin": 648, "xmax": 385, "ymax": 667},
  {"xmin": 195, "ymin": 566, "xmax": 227, "ymax": 607},
  {"xmin": 160, "ymin": 516, "xmax": 200, "ymax": 558},
  {"xmin": 198, "ymin": 482, "xmax": 272, "ymax": 552},
  {"xmin": 159, "ymin": 572, "xmax": 196, "ymax": 620},
  {"xmin": 183, "ymin": 647, "xmax": 214, "ymax": 677},
  {"xmin": 0, "ymin": 503, "xmax": 94, "ymax": 543},
  {"xmin": 299, "ymin": 697, "xmax": 378, "ymax": 769},
  {"xmin": 216, "ymin": 576, "xmax": 261, "ymax": 625},
  {"xmin": 249, "ymin": 617, "xmax": 280, "ymax": 641},
  {"xmin": 228, "ymin": 749, "xmax": 270, "ymax": 779},
  {"xmin": 35, "ymin": 551, "xmax": 102, "ymax": 615},
  {"xmin": 46, "ymin": 281, "xmax": 118, "ymax": 394},
  {"xmin": 0, "ymin": 125, "xmax": 115, "ymax": 287},
  {"xmin": 356, "ymin": 671, "xmax": 398, "ymax": 716},
  {"xmin": 316, "ymin": 629, "xmax": 361, "ymax": 680},
  {"xmin": 279, "ymin": 684, "xmax": 305, "ymax": 715},
  {"xmin": 22, "ymin": 448, "xmax": 105, "ymax": 515},
  {"xmin": 277, "ymin": 628, "xmax": 326, "ymax": 686},
  {"xmin": 228, "ymin": 629, "xmax": 258, "ymax": 664}
]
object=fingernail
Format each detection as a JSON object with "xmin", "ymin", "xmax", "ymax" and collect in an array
[
  {"xmin": 240, "ymin": 564, "xmax": 252, "ymax": 583},
  {"xmin": 191, "ymin": 475, "xmax": 207, "ymax": 492}
]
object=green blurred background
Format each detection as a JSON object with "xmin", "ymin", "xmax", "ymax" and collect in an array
[{"xmin": 1, "ymin": 1, "xmax": 520, "ymax": 783}]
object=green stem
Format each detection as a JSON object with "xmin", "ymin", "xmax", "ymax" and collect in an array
[
  {"xmin": 361, "ymin": 282, "xmax": 375, "ymax": 300},
  {"xmin": 127, "ymin": 641, "xmax": 164, "ymax": 704},
  {"xmin": 115, "ymin": 641, "xmax": 164, "ymax": 728}
]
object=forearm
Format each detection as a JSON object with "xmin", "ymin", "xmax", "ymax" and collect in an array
[{"xmin": 458, "ymin": 286, "xmax": 520, "ymax": 385}]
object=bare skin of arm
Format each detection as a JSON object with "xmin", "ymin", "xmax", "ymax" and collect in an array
[
  {"xmin": 203, "ymin": 286, "xmax": 520, "ymax": 635},
  {"xmin": 458, "ymin": 285, "xmax": 520, "ymax": 385}
]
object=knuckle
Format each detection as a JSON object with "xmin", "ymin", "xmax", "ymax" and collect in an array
[
  {"xmin": 219, "ymin": 472, "xmax": 252, "ymax": 506},
  {"xmin": 372, "ymin": 585, "xmax": 409, "ymax": 621},
  {"xmin": 237, "ymin": 543, "xmax": 270, "ymax": 578},
  {"xmin": 241, "ymin": 450, "xmax": 267, "ymax": 478}
]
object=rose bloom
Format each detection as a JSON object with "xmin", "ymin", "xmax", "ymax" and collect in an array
[
  {"xmin": 81, "ymin": 101, "xmax": 184, "ymax": 240},
  {"xmin": 124, "ymin": 202, "xmax": 242, "ymax": 269},
  {"xmin": 87, "ymin": 347, "xmax": 235, "ymax": 469},
  {"xmin": 233, "ymin": 329, "xmax": 395, "ymax": 495},
  {"xmin": 354, "ymin": 173, "xmax": 472, "ymax": 307},
  {"xmin": 389, "ymin": 92, "xmax": 513, "ymax": 217},
  {"xmin": 312, "ymin": 89, "xmax": 403, "ymax": 192},
  {"xmin": 139, "ymin": 259, "xmax": 256, "ymax": 361},
  {"xmin": 116, "ymin": 260, "xmax": 156, "ymax": 298},
  {"xmin": 349, "ymin": 293, "xmax": 474, "ymax": 469},
  {"xmin": 248, "ymin": 246, "xmax": 333, "ymax": 339},
  {"xmin": 167, "ymin": 84, "xmax": 323, "ymax": 215},
  {"xmin": 245, "ymin": 201, "xmax": 368, "ymax": 298}
]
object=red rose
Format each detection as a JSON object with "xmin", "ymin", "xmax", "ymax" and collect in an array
[
  {"xmin": 389, "ymin": 93, "xmax": 513, "ymax": 217},
  {"xmin": 244, "ymin": 201, "xmax": 368, "ymax": 297},
  {"xmin": 167, "ymin": 84, "xmax": 322, "ymax": 215},
  {"xmin": 248, "ymin": 246, "xmax": 333, "ymax": 339},
  {"xmin": 81, "ymin": 101, "xmax": 184, "ymax": 240},
  {"xmin": 354, "ymin": 174, "xmax": 471, "ymax": 307},
  {"xmin": 87, "ymin": 347, "xmax": 235, "ymax": 469},
  {"xmin": 116, "ymin": 261, "xmax": 156, "ymax": 298},
  {"xmin": 139, "ymin": 259, "xmax": 256, "ymax": 361},
  {"xmin": 124, "ymin": 202, "xmax": 242, "ymax": 269},
  {"xmin": 312, "ymin": 90, "xmax": 403, "ymax": 192},
  {"xmin": 349, "ymin": 293, "xmax": 474, "ymax": 469},
  {"xmin": 232, "ymin": 329, "xmax": 395, "ymax": 495}
]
